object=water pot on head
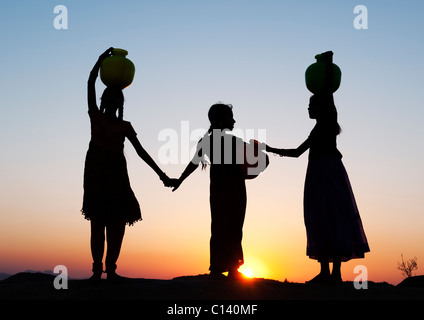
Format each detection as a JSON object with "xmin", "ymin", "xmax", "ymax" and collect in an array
[
  {"xmin": 100, "ymin": 48, "xmax": 135, "ymax": 89},
  {"xmin": 305, "ymin": 51, "xmax": 341, "ymax": 94}
]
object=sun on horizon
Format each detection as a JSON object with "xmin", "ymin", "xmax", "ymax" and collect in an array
[
  {"xmin": 239, "ymin": 267, "xmax": 254, "ymax": 278},
  {"xmin": 238, "ymin": 257, "xmax": 270, "ymax": 279}
]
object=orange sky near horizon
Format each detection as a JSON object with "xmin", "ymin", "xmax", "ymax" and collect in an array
[
  {"xmin": 1, "ymin": 1, "xmax": 424, "ymax": 288},
  {"xmin": 1, "ymin": 152, "xmax": 420, "ymax": 286}
]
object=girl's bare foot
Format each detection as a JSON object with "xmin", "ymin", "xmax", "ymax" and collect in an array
[{"xmin": 305, "ymin": 272, "xmax": 331, "ymax": 284}]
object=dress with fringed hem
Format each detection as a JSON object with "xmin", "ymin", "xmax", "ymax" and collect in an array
[{"xmin": 81, "ymin": 142, "xmax": 142, "ymax": 226}]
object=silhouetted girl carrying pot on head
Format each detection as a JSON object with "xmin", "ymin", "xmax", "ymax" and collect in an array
[
  {"xmin": 82, "ymin": 48, "xmax": 171, "ymax": 281},
  {"xmin": 265, "ymin": 93, "xmax": 370, "ymax": 284}
]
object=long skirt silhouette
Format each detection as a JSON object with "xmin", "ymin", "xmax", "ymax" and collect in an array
[
  {"xmin": 82, "ymin": 142, "xmax": 142, "ymax": 226},
  {"xmin": 304, "ymin": 157, "xmax": 369, "ymax": 262},
  {"xmin": 209, "ymin": 172, "xmax": 246, "ymax": 272}
]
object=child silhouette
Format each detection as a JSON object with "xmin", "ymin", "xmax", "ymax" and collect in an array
[
  {"xmin": 82, "ymin": 48, "xmax": 171, "ymax": 281},
  {"xmin": 265, "ymin": 94, "xmax": 370, "ymax": 284},
  {"xmin": 171, "ymin": 103, "xmax": 250, "ymax": 279}
]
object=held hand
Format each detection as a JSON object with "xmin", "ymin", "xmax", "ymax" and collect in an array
[
  {"xmin": 99, "ymin": 47, "xmax": 114, "ymax": 61},
  {"xmin": 90, "ymin": 47, "xmax": 114, "ymax": 77},
  {"xmin": 249, "ymin": 139, "xmax": 266, "ymax": 151},
  {"xmin": 160, "ymin": 174, "xmax": 182, "ymax": 190},
  {"xmin": 171, "ymin": 178, "xmax": 182, "ymax": 192},
  {"xmin": 160, "ymin": 174, "xmax": 173, "ymax": 188},
  {"xmin": 251, "ymin": 139, "xmax": 284, "ymax": 157}
]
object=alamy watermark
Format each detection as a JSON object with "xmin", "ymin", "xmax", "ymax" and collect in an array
[
  {"xmin": 53, "ymin": 265, "xmax": 68, "ymax": 289},
  {"xmin": 354, "ymin": 5, "xmax": 368, "ymax": 29},
  {"xmin": 53, "ymin": 5, "xmax": 368, "ymax": 31},
  {"xmin": 157, "ymin": 122, "xmax": 268, "ymax": 176},
  {"xmin": 51, "ymin": 264, "xmax": 368, "ymax": 290},
  {"xmin": 53, "ymin": 5, "xmax": 68, "ymax": 30},
  {"xmin": 353, "ymin": 265, "xmax": 368, "ymax": 289}
]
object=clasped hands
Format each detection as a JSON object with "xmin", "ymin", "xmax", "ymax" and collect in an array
[
  {"xmin": 160, "ymin": 174, "xmax": 182, "ymax": 192},
  {"xmin": 159, "ymin": 139, "xmax": 268, "ymax": 191}
]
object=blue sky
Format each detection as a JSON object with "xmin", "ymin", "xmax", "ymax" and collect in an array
[{"xmin": 0, "ymin": 1, "xmax": 423, "ymax": 282}]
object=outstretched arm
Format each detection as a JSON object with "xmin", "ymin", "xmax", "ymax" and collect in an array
[
  {"xmin": 171, "ymin": 138, "xmax": 206, "ymax": 191},
  {"xmin": 87, "ymin": 47, "xmax": 114, "ymax": 112},
  {"xmin": 171, "ymin": 160, "xmax": 199, "ymax": 192},
  {"xmin": 266, "ymin": 138, "xmax": 310, "ymax": 158},
  {"xmin": 127, "ymin": 135, "xmax": 170, "ymax": 185}
]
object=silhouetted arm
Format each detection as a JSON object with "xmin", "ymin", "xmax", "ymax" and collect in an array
[
  {"xmin": 171, "ymin": 161, "xmax": 199, "ymax": 192},
  {"xmin": 172, "ymin": 138, "xmax": 205, "ymax": 191},
  {"xmin": 127, "ymin": 134, "xmax": 170, "ymax": 184},
  {"xmin": 87, "ymin": 47, "xmax": 113, "ymax": 112},
  {"xmin": 266, "ymin": 138, "xmax": 310, "ymax": 158}
]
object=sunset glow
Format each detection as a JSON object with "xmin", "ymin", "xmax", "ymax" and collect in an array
[
  {"xmin": 239, "ymin": 267, "xmax": 254, "ymax": 278},
  {"xmin": 0, "ymin": 1, "xmax": 423, "ymax": 288}
]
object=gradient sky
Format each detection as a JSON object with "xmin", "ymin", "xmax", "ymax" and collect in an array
[{"xmin": 1, "ymin": 0, "xmax": 423, "ymax": 285}]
